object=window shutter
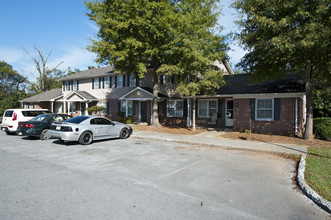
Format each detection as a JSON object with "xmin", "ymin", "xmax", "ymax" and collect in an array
[
  {"xmin": 106, "ymin": 101, "xmax": 109, "ymax": 114},
  {"xmin": 109, "ymin": 77, "xmax": 112, "ymax": 88},
  {"xmin": 195, "ymin": 100, "xmax": 198, "ymax": 118},
  {"xmin": 115, "ymin": 76, "xmax": 118, "ymax": 87},
  {"xmin": 118, "ymin": 101, "xmax": 121, "ymax": 112},
  {"xmin": 71, "ymin": 81, "xmax": 73, "ymax": 91},
  {"xmin": 136, "ymin": 77, "xmax": 139, "ymax": 86},
  {"xmin": 250, "ymin": 99, "xmax": 255, "ymax": 120},
  {"xmin": 92, "ymin": 78, "xmax": 94, "ymax": 89},
  {"xmin": 127, "ymin": 75, "xmax": 130, "ymax": 87},
  {"xmin": 160, "ymin": 75, "xmax": 163, "ymax": 84},
  {"xmin": 99, "ymin": 78, "xmax": 102, "ymax": 89},
  {"xmin": 133, "ymin": 101, "xmax": 136, "ymax": 115},
  {"xmin": 77, "ymin": 81, "xmax": 79, "ymax": 90},
  {"xmin": 102, "ymin": 77, "xmax": 105, "ymax": 89},
  {"xmin": 183, "ymin": 100, "xmax": 187, "ymax": 117},
  {"xmin": 218, "ymin": 100, "xmax": 223, "ymax": 117},
  {"xmin": 274, "ymin": 98, "xmax": 280, "ymax": 120},
  {"xmin": 123, "ymin": 75, "xmax": 126, "ymax": 87},
  {"xmin": 62, "ymin": 82, "xmax": 65, "ymax": 91}
]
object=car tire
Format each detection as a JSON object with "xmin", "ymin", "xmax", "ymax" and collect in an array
[
  {"xmin": 40, "ymin": 129, "xmax": 50, "ymax": 140},
  {"xmin": 119, "ymin": 128, "xmax": 130, "ymax": 139},
  {"xmin": 79, "ymin": 131, "xmax": 93, "ymax": 145}
]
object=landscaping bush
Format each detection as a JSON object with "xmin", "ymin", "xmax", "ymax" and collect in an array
[
  {"xmin": 313, "ymin": 117, "xmax": 331, "ymax": 141},
  {"xmin": 125, "ymin": 116, "xmax": 133, "ymax": 124},
  {"xmin": 87, "ymin": 105, "xmax": 105, "ymax": 115}
]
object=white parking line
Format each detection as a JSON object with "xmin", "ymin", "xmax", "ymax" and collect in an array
[{"xmin": 163, "ymin": 160, "xmax": 202, "ymax": 178}]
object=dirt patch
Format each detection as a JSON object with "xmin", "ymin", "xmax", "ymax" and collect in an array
[
  {"xmin": 131, "ymin": 124, "xmax": 206, "ymax": 135},
  {"xmin": 220, "ymin": 132, "xmax": 331, "ymax": 148}
]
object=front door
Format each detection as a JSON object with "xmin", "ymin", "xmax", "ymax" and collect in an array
[
  {"xmin": 80, "ymin": 103, "xmax": 85, "ymax": 115},
  {"xmin": 225, "ymin": 99, "xmax": 233, "ymax": 127},
  {"xmin": 140, "ymin": 102, "xmax": 147, "ymax": 122}
]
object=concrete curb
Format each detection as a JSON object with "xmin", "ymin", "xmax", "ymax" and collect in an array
[
  {"xmin": 296, "ymin": 155, "xmax": 331, "ymax": 214},
  {"xmin": 132, "ymin": 136, "xmax": 299, "ymax": 157}
]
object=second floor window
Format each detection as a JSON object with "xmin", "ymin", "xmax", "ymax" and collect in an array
[
  {"xmin": 73, "ymin": 81, "xmax": 78, "ymax": 90},
  {"xmin": 129, "ymin": 75, "xmax": 136, "ymax": 87},
  {"xmin": 93, "ymin": 78, "xmax": 99, "ymax": 89},
  {"xmin": 104, "ymin": 77, "xmax": 111, "ymax": 88},
  {"xmin": 117, "ymin": 75, "xmax": 123, "ymax": 87}
]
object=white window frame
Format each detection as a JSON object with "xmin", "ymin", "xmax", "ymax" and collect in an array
[
  {"xmin": 73, "ymin": 80, "xmax": 78, "ymax": 91},
  {"xmin": 65, "ymin": 81, "xmax": 70, "ymax": 91},
  {"xmin": 129, "ymin": 75, "xmax": 136, "ymax": 87},
  {"xmin": 97, "ymin": 101, "xmax": 107, "ymax": 114},
  {"xmin": 167, "ymin": 100, "xmax": 183, "ymax": 117},
  {"xmin": 117, "ymin": 75, "xmax": 123, "ymax": 87},
  {"xmin": 198, "ymin": 99, "xmax": 218, "ymax": 118},
  {"xmin": 93, "ymin": 78, "xmax": 99, "ymax": 89},
  {"xmin": 104, "ymin": 77, "xmax": 110, "ymax": 88},
  {"xmin": 121, "ymin": 101, "xmax": 133, "ymax": 116},
  {"xmin": 255, "ymin": 98, "xmax": 274, "ymax": 121}
]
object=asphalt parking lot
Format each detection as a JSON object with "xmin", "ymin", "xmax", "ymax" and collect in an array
[{"xmin": 0, "ymin": 132, "xmax": 328, "ymax": 219}]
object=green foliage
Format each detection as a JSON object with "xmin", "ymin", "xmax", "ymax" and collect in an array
[
  {"xmin": 313, "ymin": 74, "xmax": 331, "ymax": 117},
  {"xmin": 125, "ymin": 116, "xmax": 133, "ymax": 124},
  {"xmin": 0, "ymin": 61, "xmax": 27, "ymax": 115},
  {"xmin": 87, "ymin": 105, "xmax": 105, "ymax": 115},
  {"xmin": 305, "ymin": 146, "xmax": 331, "ymax": 201},
  {"xmin": 85, "ymin": 0, "xmax": 229, "ymax": 125},
  {"xmin": 233, "ymin": 0, "xmax": 330, "ymax": 82},
  {"xmin": 313, "ymin": 118, "xmax": 331, "ymax": 141},
  {"xmin": 117, "ymin": 112, "xmax": 133, "ymax": 124}
]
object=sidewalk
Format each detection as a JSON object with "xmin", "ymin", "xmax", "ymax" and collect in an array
[{"xmin": 132, "ymin": 130, "xmax": 308, "ymax": 155}]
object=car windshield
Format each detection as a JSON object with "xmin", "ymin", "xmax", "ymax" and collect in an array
[
  {"xmin": 30, "ymin": 114, "xmax": 49, "ymax": 122},
  {"xmin": 65, "ymin": 116, "xmax": 89, "ymax": 124}
]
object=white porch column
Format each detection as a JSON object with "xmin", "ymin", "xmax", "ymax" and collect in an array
[
  {"xmin": 187, "ymin": 99, "xmax": 191, "ymax": 128},
  {"xmin": 67, "ymin": 101, "xmax": 70, "ymax": 114},
  {"xmin": 51, "ymin": 101, "xmax": 54, "ymax": 113},
  {"xmin": 125, "ymin": 100, "xmax": 128, "ymax": 117},
  {"xmin": 85, "ymin": 102, "xmax": 89, "ymax": 115}
]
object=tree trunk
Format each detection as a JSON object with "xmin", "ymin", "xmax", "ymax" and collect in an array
[
  {"xmin": 192, "ymin": 97, "xmax": 196, "ymax": 131},
  {"xmin": 151, "ymin": 71, "xmax": 161, "ymax": 127},
  {"xmin": 304, "ymin": 63, "xmax": 313, "ymax": 140}
]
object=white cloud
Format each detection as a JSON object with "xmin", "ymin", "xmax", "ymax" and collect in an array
[
  {"xmin": 0, "ymin": 47, "xmax": 24, "ymax": 63},
  {"xmin": 84, "ymin": 20, "xmax": 99, "ymax": 32},
  {"xmin": 47, "ymin": 45, "xmax": 99, "ymax": 72}
]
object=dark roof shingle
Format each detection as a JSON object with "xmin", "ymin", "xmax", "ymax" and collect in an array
[
  {"xmin": 217, "ymin": 74, "xmax": 305, "ymax": 95},
  {"xmin": 59, "ymin": 66, "xmax": 115, "ymax": 81},
  {"xmin": 21, "ymin": 88, "xmax": 62, "ymax": 102}
]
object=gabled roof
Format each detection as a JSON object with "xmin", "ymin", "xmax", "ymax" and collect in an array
[
  {"xmin": 59, "ymin": 66, "xmax": 115, "ymax": 81},
  {"xmin": 64, "ymin": 91, "xmax": 98, "ymax": 101},
  {"xmin": 217, "ymin": 74, "xmax": 305, "ymax": 95},
  {"xmin": 20, "ymin": 88, "xmax": 62, "ymax": 102}
]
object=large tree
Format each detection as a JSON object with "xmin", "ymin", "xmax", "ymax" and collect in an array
[
  {"xmin": 0, "ymin": 61, "xmax": 27, "ymax": 115},
  {"xmin": 85, "ymin": 0, "xmax": 228, "ymax": 127},
  {"xmin": 233, "ymin": 0, "xmax": 331, "ymax": 139}
]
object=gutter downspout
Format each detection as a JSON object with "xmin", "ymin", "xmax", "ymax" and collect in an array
[{"xmin": 295, "ymin": 98, "xmax": 298, "ymax": 136}]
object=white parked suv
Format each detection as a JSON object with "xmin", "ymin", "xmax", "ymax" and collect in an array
[{"xmin": 1, "ymin": 109, "xmax": 50, "ymax": 134}]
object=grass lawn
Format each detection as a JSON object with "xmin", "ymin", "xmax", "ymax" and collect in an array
[{"xmin": 305, "ymin": 146, "xmax": 331, "ymax": 201}]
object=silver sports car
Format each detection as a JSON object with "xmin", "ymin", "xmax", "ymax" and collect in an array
[{"xmin": 48, "ymin": 115, "xmax": 132, "ymax": 145}]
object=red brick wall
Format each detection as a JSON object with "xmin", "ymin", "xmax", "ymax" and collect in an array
[
  {"xmin": 108, "ymin": 99, "xmax": 120, "ymax": 121},
  {"xmin": 233, "ymin": 98, "xmax": 300, "ymax": 136}
]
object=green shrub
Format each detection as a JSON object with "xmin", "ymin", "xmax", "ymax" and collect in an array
[
  {"xmin": 125, "ymin": 116, "xmax": 133, "ymax": 124},
  {"xmin": 313, "ymin": 117, "xmax": 331, "ymax": 141},
  {"xmin": 87, "ymin": 105, "xmax": 105, "ymax": 115}
]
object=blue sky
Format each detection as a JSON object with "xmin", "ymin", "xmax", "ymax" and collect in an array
[{"xmin": 0, "ymin": 0, "xmax": 245, "ymax": 77}]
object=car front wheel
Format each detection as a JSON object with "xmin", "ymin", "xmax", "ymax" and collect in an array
[
  {"xmin": 79, "ymin": 131, "xmax": 93, "ymax": 145},
  {"xmin": 119, "ymin": 128, "xmax": 130, "ymax": 139}
]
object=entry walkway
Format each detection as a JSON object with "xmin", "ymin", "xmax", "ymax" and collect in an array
[{"xmin": 132, "ymin": 130, "xmax": 308, "ymax": 155}]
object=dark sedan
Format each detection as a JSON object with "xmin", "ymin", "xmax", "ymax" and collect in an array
[{"xmin": 17, "ymin": 113, "xmax": 72, "ymax": 140}]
